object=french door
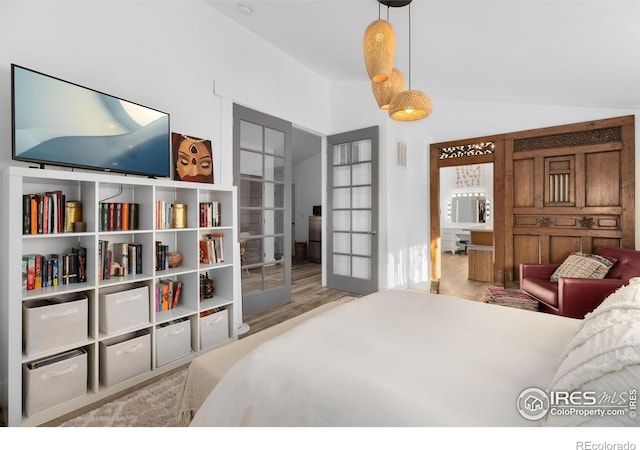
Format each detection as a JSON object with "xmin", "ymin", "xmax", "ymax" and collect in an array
[
  {"xmin": 233, "ymin": 104, "xmax": 292, "ymax": 317},
  {"xmin": 327, "ymin": 126, "xmax": 379, "ymax": 295}
]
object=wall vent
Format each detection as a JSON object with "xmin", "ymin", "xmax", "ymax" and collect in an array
[{"xmin": 396, "ymin": 140, "xmax": 407, "ymax": 168}]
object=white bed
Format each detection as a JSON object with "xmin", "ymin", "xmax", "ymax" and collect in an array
[
  {"xmin": 190, "ymin": 290, "xmax": 582, "ymax": 426},
  {"xmin": 188, "ymin": 284, "xmax": 640, "ymax": 427}
]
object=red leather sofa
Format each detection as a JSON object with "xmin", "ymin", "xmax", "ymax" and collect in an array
[{"xmin": 519, "ymin": 246, "xmax": 640, "ymax": 319}]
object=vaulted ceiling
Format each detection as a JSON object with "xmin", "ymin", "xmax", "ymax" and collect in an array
[{"xmin": 206, "ymin": 0, "xmax": 640, "ymax": 110}]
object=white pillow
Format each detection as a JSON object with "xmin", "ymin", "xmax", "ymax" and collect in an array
[{"xmin": 545, "ymin": 278, "xmax": 640, "ymax": 426}]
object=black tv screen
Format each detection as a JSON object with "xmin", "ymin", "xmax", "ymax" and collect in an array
[{"xmin": 11, "ymin": 64, "xmax": 170, "ymax": 178}]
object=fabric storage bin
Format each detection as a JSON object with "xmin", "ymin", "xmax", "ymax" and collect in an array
[
  {"xmin": 99, "ymin": 285, "xmax": 150, "ymax": 335},
  {"xmin": 23, "ymin": 294, "xmax": 88, "ymax": 356},
  {"xmin": 200, "ymin": 309, "xmax": 229, "ymax": 350},
  {"xmin": 100, "ymin": 330, "xmax": 151, "ymax": 387},
  {"xmin": 156, "ymin": 319, "xmax": 192, "ymax": 367},
  {"xmin": 23, "ymin": 348, "xmax": 87, "ymax": 416}
]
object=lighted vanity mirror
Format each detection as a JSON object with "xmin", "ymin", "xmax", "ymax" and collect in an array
[{"xmin": 451, "ymin": 195, "xmax": 487, "ymax": 223}]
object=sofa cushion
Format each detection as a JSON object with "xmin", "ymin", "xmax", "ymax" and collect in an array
[
  {"xmin": 550, "ymin": 252, "xmax": 617, "ymax": 282},
  {"xmin": 520, "ymin": 278, "xmax": 559, "ymax": 308}
]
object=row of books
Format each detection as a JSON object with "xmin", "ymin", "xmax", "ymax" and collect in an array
[
  {"xmin": 155, "ymin": 241, "xmax": 171, "ymax": 271},
  {"xmin": 200, "ymin": 202, "xmax": 222, "ymax": 227},
  {"xmin": 99, "ymin": 202, "xmax": 140, "ymax": 232},
  {"xmin": 22, "ymin": 248, "xmax": 87, "ymax": 291},
  {"xmin": 155, "ymin": 201, "xmax": 184, "ymax": 229},
  {"xmin": 199, "ymin": 234, "xmax": 224, "ymax": 264},
  {"xmin": 99, "ymin": 240, "xmax": 142, "ymax": 280},
  {"xmin": 155, "ymin": 278, "xmax": 183, "ymax": 312},
  {"xmin": 22, "ymin": 191, "xmax": 67, "ymax": 235}
]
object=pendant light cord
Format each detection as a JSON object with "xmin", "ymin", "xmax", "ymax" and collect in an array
[
  {"xmin": 379, "ymin": 2, "xmax": 390, "ymax": 20},
  {"xmin": 408, "ymin": 2, "xmax": 412, "ymax": 90}
]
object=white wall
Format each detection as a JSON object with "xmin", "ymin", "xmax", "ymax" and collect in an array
[
  {"xmin": 0, "ymin": 0, "xmax": 332, "ymax": 185},
  {"xmin": 293, "ymin": 153, "xmax": 322, "ymax": 243}
]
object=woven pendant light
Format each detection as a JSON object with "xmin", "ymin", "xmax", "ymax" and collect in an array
[
  {"xmin": 389, "ymin": 89, "xmax": 432, "ymax": 120},
  {"xmin": 363, "ymin": 19, "xmax": 395, "ymax": 82},
  {"xmin": 372, "ymin": 67, "xmax": 405, "ymax": 110},
  {"xmin": 388, "ymin": 2, "xmax": 432, "ymax": 121}
]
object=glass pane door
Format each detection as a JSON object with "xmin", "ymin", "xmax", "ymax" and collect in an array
[
  {"xmin": 327, "ymin": 127, "xmax": 378, "ymax": 295},
  {"xmin": 234, "ymin": 105, "xmax": 291, "ymax": 317}
]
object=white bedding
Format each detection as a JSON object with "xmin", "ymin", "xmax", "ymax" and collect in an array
[{"xmin": 190, "ymin": 290, "xmax": 581, "ymax": 427}]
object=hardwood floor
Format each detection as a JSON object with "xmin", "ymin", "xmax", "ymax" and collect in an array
[
  {"xmin": 241, "ymin": 261, "xmax": 361, "ymax": 338},
  {"xmin": 241, "ymin": 253, "xmax": 494, "ymax": 338},
  {"xmin": 438, "ymin": 252, "xmax": 494, "ymax": 301}
]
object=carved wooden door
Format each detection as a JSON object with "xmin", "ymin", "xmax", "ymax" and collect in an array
[{"xmin": 504, "ymin": 115, "xmax": 635, "ymax": 285}]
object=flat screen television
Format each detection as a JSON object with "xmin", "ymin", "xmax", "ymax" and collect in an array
[{"xmin": 11, "ymin": 64, "xmax": 171, "ymax": 178}]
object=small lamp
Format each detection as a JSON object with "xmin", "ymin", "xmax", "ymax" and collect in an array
[
  {"xmin": 362, "ymin": 18, "xmax": 396, "ymax": 82},
  {"xmin": 386, "ymin": 1, "xmax": 433, "ymax": 121},
  {"xmin": 372, "ymin": 67, "xmax": 405, "ymax": 110}
]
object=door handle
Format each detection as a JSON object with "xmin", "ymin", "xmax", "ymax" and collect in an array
[{"xmin": 368, "ymin": 231, "xmax": 377, "ymax": 235}]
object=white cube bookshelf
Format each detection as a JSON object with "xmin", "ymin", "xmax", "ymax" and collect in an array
[{"xmin": 1, "ymin": 166, "xmax": 241, "ymax": 426}]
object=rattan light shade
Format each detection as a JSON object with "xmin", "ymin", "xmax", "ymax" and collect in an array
[
  {"xmin": 372, "ymin": 68, "xmax": 405, "ymax": 110},
  {"xmin": 388, "ymin": 89, "xmax": 433, "ymax": 121},
  {"xmin": 363, "ymin": 19, "xmax": 395, "ymax": 83}
]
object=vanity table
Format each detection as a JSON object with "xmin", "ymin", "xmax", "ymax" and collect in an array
[{"xmin": 463, "ymin": 226, "xmax": 493, "ymax": 282}]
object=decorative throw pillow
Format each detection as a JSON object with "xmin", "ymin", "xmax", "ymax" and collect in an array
[
  {"xmin": 549, "ymin": 252, "xmax": 617, "ymax": 282},
  {"xmin": 544, "ymin": 278, "xmax": 640, "ymax": 427}
]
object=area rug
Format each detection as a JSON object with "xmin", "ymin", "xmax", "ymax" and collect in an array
[
  {"xmin": 57, "ymin": 366, "xmax": 187, "ymax": 427},
  {"xmin": 481, "ymin": 287, "xmax": 539, "ymax": 311}
]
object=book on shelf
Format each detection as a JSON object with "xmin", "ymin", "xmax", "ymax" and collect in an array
[
  {"xmin": 155, "ymin": 241, "xmax": 170, "ymax": 271},
  {"xmin": 22, "ymin": 191, "xmax": 66, "ymax": 235},
  {"xmin": 135, "ymin": 243, "xmax": 142, "ymax": 273},
  {"xmin": 72, "ymin": 247, "xmax": 87, "ymax": 283},
  {"xmin": 23, "ymin": 254, "xmax": 36, "ymax": 290},
  {"xmin": 128, "ymin": 243, "xmax": 136, "ymax": 275},
  {"xmin": 63, "ymin": 252, "xmax": 78, "ymax": 284},
  {"xmin": 129, "ymin": 203, "xmax": 139, "ymax": 230},
  {"xmin": 199, "ymin": 201, "xmax": 221, "ymax": 227},
  {"xmin": 125, "ymin": 243, "xmax": 142, "ymax": 275},
  {"xmin": 49, "ymin": 254, "xmax": 60, "ymax": 286},
  {"xmin": 122, "ymin": 203, "xmax": 129, "ymax": 231},
  {"xmin": 155, "ymin": 200, "xmax": 175, "ymax": 229},
  {"xmin": 22, "ymin": 251, "xmax": 81, "ymax": 290},
  {"xmin": 172, "ymin": 281, "xmax": 182, "ymax": 308},
  {"xmin": 200, "ymin": 233, "xmax": 224, "ymax": 264},
  {"xmin": 114, "ymin": 203, "xmax": 122, "ymax": 231},
  {"xmin": 156, "ymin": 279, "xmax": 183, "ymax": 311},
  {"xmin": 22, "ymin": 194, "xmax": 30, "ymax": 235},
  {"xmin": 45, "ymin": 258, "xmax": 53, "ymax": 287},
  {"xmin": 99, "ymin": 202, "xmax": 140, "ymax": 231},
  {"xmin": 108, "ymin": 203, "xmax": 115, "ymax": 231},
  {"xmin": 21, "ymin": 257, "xmax": 27, "ymax": 291},
  {"xmin": 98, "ymin": 240, "xmax": 110, "ymax": 280},
  {"xmin": 34, "ymin": 254, "xmax": 43, "ymax": 288}
]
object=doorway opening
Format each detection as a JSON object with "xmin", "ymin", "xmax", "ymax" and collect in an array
[{"xmin": 438, "ymin": 162, "xmax": 495, "ymax": 301}]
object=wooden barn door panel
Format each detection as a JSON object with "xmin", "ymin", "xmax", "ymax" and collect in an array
[
  {"xmin": 585, "ymin": 151, "xmax": 620, "ymax": 207},
  {"xmin": 548, "ymin": 236, "xmax": 582, "ymax": 263},
  {"xmin": 513, "ymin": 235, "xmax": 540, "ymax": 273},
  {"xmin": 505, "ymin": 116, "xmax": 635, "ymax": 285},
  {"xmin": 513, "ymin": 159, "xmax": 535, "ymax": 207}
]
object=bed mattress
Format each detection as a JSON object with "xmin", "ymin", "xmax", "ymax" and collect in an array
[{"xmin": 190, "ymin": 290, "xmax": 581, "ymax": 427}]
